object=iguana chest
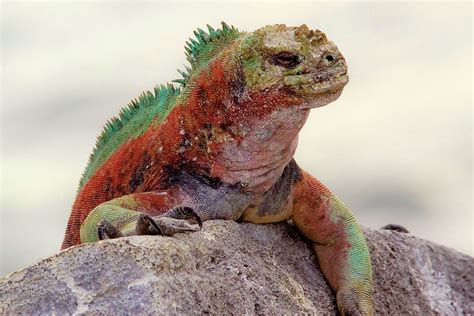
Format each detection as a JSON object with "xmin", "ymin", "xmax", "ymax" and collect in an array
[{"xmin": 209, "ymin": 108, "xmax": 309, "ymax": 194}]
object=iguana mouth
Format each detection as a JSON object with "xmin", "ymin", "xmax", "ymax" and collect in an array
[
  {"xmin": 310, "ymin": 71, "xmax": 349, "ymax": 93},
  {"xmin": 284, "ymin": 70, "xmax": 349, "ymax": 98},
  {"xmin": 313, "ymin": 70, "xmax": 348, "ymax": 84}
]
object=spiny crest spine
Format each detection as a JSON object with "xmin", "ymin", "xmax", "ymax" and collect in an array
[{"xmin": 173, "ymin": 22, "xmax": 240, "ymax": 87}]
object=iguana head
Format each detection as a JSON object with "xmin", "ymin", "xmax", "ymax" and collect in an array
[
  {"xmin": 239, "ymin": 24, "xmax": 349, "ymax": 108},
  {"xmin": 176, "ymin": 23, "xmax": 348, "ymax": 110}
]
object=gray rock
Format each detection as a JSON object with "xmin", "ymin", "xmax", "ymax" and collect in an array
[{"xmin": 1, "ymin": 221, "xmax": 473, "ymax": 315}]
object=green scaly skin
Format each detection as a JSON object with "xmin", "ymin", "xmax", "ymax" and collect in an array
[{"xmin": 62, "ymin": 23, "xmax": 375, "ymax": 315}]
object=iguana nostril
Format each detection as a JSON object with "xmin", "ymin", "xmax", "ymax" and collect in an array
[{"xmin": 325, "ymin": 54, "xmax": 335, "ymax": 62}]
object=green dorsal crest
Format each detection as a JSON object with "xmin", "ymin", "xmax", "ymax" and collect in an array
[
  {"xmin": 78, "ymin": 84, "xmax": 180, "ymax": 191},
  {"xmin": 172, "ymin": 22, "xmax": 241, "ymax": 87}
]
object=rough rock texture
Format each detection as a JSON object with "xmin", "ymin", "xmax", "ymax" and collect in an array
[{"xmin": 1, "ymin": 221, "xmax": 473, "ymax": 315}]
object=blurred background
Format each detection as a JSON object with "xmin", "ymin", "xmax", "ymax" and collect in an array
[{"xmin": 1, "ymin": 2, "xmax": 472, "ymax": 276}]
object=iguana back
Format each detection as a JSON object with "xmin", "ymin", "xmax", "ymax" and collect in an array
[{"xmin": 78, "ymin": 23, "xmax": 241, "ymax": 191}]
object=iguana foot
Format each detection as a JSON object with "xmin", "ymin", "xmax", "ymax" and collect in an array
[
  {"xmin": 96, "ymin": 207, "xmax": 201, "ymax": 241},
  {"xmin": 153, "ymin": 206, "xmax": 202, "ymax": 235},
  {"xmin": 98, "ymin": 214, "xmax": 164, "ymax": 241},
  {"xmin": 97, "ymin": 214, "xmax": 163, "ymax": 241},
  {"xmin": 97, "ymin": 219, "xmax": 124, "ymax": 240}
]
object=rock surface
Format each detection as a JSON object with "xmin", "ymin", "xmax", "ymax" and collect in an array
[{"xmin": 1, "ymin": 221, "xmax": 473, "ymax": 315}]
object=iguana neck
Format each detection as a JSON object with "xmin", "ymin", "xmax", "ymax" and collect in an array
[{"xmin": 205, "ymin": 106, "xmax": 309, "ymax": 193}]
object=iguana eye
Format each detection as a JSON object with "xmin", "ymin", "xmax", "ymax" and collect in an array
[{"xmin": 270, "ymin": 51, "xmax": 301, "ymax": 69}]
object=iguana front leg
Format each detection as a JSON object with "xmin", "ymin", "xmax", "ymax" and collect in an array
[
  {"xmin": 291, "ymin": 171, "xmax": 374, "ymax": 315},
  {"xmin": 80, "ymin": 192, "xmax": 202, "ymax": 244}
]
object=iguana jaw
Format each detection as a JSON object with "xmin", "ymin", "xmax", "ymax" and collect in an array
[
  {"xmin": 284, "ymin": 69, "xmax": 349, "ymax": 108},
  {"xmin": 301, "ymin": 85, "xmax": 346, "ymax": 109}
]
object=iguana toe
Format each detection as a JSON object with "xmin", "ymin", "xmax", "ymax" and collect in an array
[{"xmin": 136, "ymin": 214, "xmax": 163, "ymax": 235}]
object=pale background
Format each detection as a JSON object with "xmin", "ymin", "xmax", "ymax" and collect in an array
[{"xmin": 1, "ymin": 1, "xmax": 472, "ymax": 276}]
